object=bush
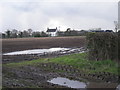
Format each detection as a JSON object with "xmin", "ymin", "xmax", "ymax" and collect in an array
[{"xmin": 87, "ymin": 32, "xmax": 118, "ymax": 62}]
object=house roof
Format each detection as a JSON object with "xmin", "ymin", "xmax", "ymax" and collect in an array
[{"xmin": 47, "ymin": 28, "xmax": 57, "ymax": 32}]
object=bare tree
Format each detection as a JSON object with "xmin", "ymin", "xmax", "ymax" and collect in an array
[
  {"xmin": 11, "ymin": 29, "xmax": 18, "ymax": 38},
  {"xmin": 23, "ymin": 30, "xmax": 29, "ymax": 37},
  {"xmin": 28, "ymin": 29, "xmax": 33, "ymax": 37},
  {"xmin": 18, "ymin": 31, "xmax": 23, "ymax": 38},
  {"xmin": 6, "ymin": 30, "xmax": 11, "ymax": 38}
]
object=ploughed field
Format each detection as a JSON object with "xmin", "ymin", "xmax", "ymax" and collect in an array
[
  {"xmin": 2, "ymin": 36, "xmax": 86, "ymax": 53},
  {"xmin": 2, "ymin": 36, "xmax": 86, "ymax": 64}
]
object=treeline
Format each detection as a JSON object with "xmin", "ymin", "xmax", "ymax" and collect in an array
[
  {"xmin": 1, "ymin": 29, "xmax": 48, "ymax": 38},
  {"xmin": 57, "ymin": 28, "xmax": 113, "ymax": 37},
  {"xmin": 1, "ymin": 28, "xmax": 88, "ymax": 38},
  {"xmin": 87, "ymin": 31, "xmax": 119, "ymax": 62},
  {"xmin": 57, "ymin": 29, "xmax": 88, "ymax": 36},
  {"xmin": 1, "ymin": 28, "xmax": 114, "ymax": 38}
]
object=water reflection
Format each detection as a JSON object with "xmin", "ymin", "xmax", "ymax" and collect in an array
[
  {"xmin": 47, "ymin": 77, "xmax": 87, "ymax": 88},
  {"xmin": 3, "ymin": 48, "xmax": 69, "ymax": 55},
  {"xmin": 3, "ymin": 47, "xmax": 86, "ymax": 55},
  {"xmin": 116, "ymin": 84, "xmax": 120, "ymax": 90}
]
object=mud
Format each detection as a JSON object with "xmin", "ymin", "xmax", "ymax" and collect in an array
[
  {"xmin": 3, "ymin": 63, "xmax": 119, "ymax": 88},
  {"xmin": 2, "ymin": 36, "xmax": 86, "ymax": 53},
  {"xmin": 2, "ymin": 37, "xmax": 119, "ymax": 89},
  {"xmin": 2, "ymin": 47, "xmax": 87, "ymax": 64}
]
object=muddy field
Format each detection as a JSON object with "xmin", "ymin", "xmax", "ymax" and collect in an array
[
  {"xmin": 2, "ymin": 36, "xmax": 119, "ymax": 89},
  {"xmin": 2, "ymin": 36, "xmax": 86, "ymax": 53},
  {"xmin": 2, "ymin": 36, "xmax": 86, "ymax": 64},
  {"xmin": 2, "ymin": 36, "xmax": 89, "ymax": 89}
]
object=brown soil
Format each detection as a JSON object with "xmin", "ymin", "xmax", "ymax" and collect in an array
[{"xmin": 2, "ymin": 36, "xmax": 86, "ymax": 53}]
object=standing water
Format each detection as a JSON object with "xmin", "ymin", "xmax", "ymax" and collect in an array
[
  {"xmin": 47, "ymin": 77, "xmax": 87, "ymax": 88},
  {"xmin": 3, "ymin": 47, "xmax": 86, "ymax": 55},
  {"xmin": 3, "ymin": 48, "xmax": 69, "ymax": 55}
]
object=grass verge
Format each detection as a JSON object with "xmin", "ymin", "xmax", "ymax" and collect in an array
[{"xmin": 4, "ymin": 53, "xmax": 119, "ymax": 75}]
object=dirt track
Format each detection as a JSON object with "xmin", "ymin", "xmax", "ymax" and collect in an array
[{"xmin": 2, "ymin": 36, "xmax": 86, "ymax": 53}]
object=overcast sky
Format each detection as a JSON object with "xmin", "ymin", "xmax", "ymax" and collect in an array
[{"xmin": 0, "ymin": 0, "xmax": 119, "ymax": 32}]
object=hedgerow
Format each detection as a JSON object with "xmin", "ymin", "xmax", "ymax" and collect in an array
[{"xmin": 87, "ymin": 32, "xmax": 118, "ymax": 62}]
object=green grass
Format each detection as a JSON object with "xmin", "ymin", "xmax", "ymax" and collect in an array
[
  {"xmin": 4, "ymin": 53, "xmax": 119, "ymax": 75},
  {"xmin": 49, "ymin": 53, "xmax": 119, "ymax": 75}
]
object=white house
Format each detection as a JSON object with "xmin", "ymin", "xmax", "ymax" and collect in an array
[{"xmin": 46, "ymin": 27, "xmax": 58, "ymax": 36}]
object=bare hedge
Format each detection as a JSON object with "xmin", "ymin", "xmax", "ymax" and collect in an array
[{"xmin": 87, "ymin": 32, "xmax": 118, "ymax": 61}]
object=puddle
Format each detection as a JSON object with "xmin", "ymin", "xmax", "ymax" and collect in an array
[
  {"xmin": 47, "ymin": 77, "xmax": 87, "ymax": 88},
  {"xmin": 116, "ymin": 84, "xmax": 120, "ymax": 90},
  {"xmin": 3, "ymin": 47, "xmax": 86, "ymax": 55},
  {"xmin": 3, "ymin": 48, "xmax": 69, "ymax": 55}
]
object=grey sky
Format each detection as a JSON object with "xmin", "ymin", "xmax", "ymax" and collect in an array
[{"xmin": 0, "ymin": 0, "xmax": 119, "ymax": 32}]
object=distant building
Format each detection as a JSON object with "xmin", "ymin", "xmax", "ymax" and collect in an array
[
  {"xmin": 90, "ymin": 30, "xmax": 104, "ymax": 32},
  {"xmin": 46, "ymin": 27, "xmax": 58, "ymax": 36},
  {"xmin": 118, "ymin": 1, "xmax": 120, "ymax": 31},
  {"xmin": 89, "ymin": 28, "xmax": 104, "ymax": 32}
]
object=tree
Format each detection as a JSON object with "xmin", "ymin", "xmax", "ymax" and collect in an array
[
  {"xmin": 32, "ymin": 32, "xmax": 41, "ymax": 37},
  {"xmin": 6, "ymin": 30, "xmax": 11, "ymax": 38},
  {"xmin": 66, "ymin": 28, "xmax": 71, "ymax": 32},
  {"xmin": 11, "ymin": 29, "xmax": 18, "ymax": 38},
  {"xmin": 40, "ymin": 31, "xmax": 48, "ymax": 37},
  {"xmin": 28, "ymin": 29, "xmax": 33, "ymax": 37},
  {"xmin": 18, "ymin": 31, "xmax": 23, "ymax": 38},
  {"xmin": 23, "ymin": 30, "xmax": 29, "ymax": 37}
]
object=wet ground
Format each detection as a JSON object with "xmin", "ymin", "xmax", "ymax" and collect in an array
[
  {"xmin": 3, "ymin": 62, "xmax": 119, "ymax": 89},
  {"xmin": 47, "ymin": 77, "xmax": 87, "ymax": 88},
  {"xmin": 2, "ymin": 37, "xmax": 119, "ymax": 89},
  {"xmin": 2, "ymin": 36, "xmax": 86, "ymax": 53},
  {"xmin": 2, "ymin": 47, "xmax": 87, "ymax": 64}
]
